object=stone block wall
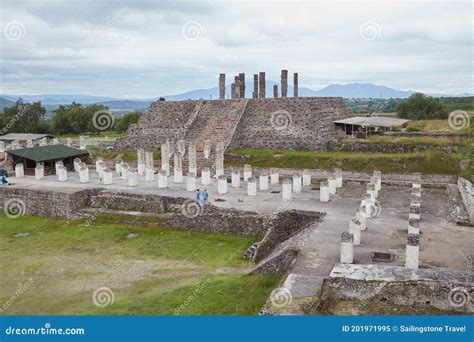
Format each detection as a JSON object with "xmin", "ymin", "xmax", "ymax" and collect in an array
[
  {"xmin": 458, "ymin": 177, "xmax": 474, "ymax": 225},
  {"xmin": 0, "ymin": 187, "xmax": 99, "ymax": 220},
  {"xmin": 115, "ymin": 97, "xmax": 352, "ymax": 151},
  {"xmin": 228, "ymin": 97, "xmax": 351, "ymax": 150}
]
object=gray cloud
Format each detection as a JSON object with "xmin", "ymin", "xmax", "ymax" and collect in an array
[{"xmin": 1, "ymin": 0, "xmax": 472, "ymax": 97}]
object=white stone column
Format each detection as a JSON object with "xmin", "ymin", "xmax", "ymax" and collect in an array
[
  {"xmin": 11, "ymin": 140, "xmax": 20, "ymax": 150},
  {"xmin": 217, "ymin": 175, "xmax": 228, "ymax": 194},
  {"xmin": 120, "ymin": 163, "xmax": 129, "ymax": 180},
  {"xmin": 66, "ymin": 138, "xmax": 73, "ymax": 147},
  {"xmin": 174, "ymin": 152, "xmax": 183, "ymax": 183},
  {"xmin": 55, "ymin": 160, "xmax": 63, "ymax": 175},
  {"xmin": 247, "ymin": 177, "xmax": 257, "ymax": 196},
  {"xmin": 97, "ymin": 161, "xmax": 107, "ymax": 180},
  {"xmin": 74, "ymin": 158, "xmax": 82, "ymax": 173},
  {"xmin": 95, "ymin": 159, "xmax": 102, "ymax": 174},
  {"xmin": 0, "ymin": 141, "xmax": 5, "ymax": 152},
  {"xmin": 293, "ymin": 174, "xmax": 302, "ymax": 194},
  {"xmin": 340, "ymin": 232, "xmax": 354, "ymax": 264},
  {"xmin": 79, "ymin": 164, "xmax": 90, "ymax": 183},
  {"xmin": 302, "ymin": 170, "xmax": 311, "ymax": 186},
  {"xmin": 137, "ymin": 149, "xmax": 146, "ymax": 176},
  {"xmin": 158, "ymin": 170, "xmax": 168, "ymax": 188},
  {"xmin": 408, "ymin": 217, "xmax": 420, "ymax": 235},
  {"xmin": 335, "ymin": 168, "xmax": 343, "ymax": 188},
  {"xmin": 366, "ymin": 183, "xmax": 376, "ymax": 202},
  {"xmin": 328, "ymin": 175, "xmax": 336, "ymax": 195},
  {"xmin": 373, "ymin": 170, "xmax": 382, "ymax": 191},
  {"xmin": 243, "ymin": 164, "xmax": 252, "ymax": 181},
  {"xmin": 51, "ymin": 138, "xmax": 59, "ymax": 145},
  {"xmin": 203, "ymin": 139, "xmax": 211, "ymax": 159},
  {"xmin": 186, "ymin": 172, "xmax": 196, "ymax": 192},
  {"xmin": 115, "ymin": 159, "xmax": 123, "ymax": 175},
  {"xmin": 320, "ymin": 181, "xmax": 330, "ymax": 202},
  {"xmin": 270, "ymin": 170, "xmax": 279, "ymax": 184},
  {"xmin": 231, "ymin": 171, "xmax": 241, "ymax": 188},
  {"xmin": 355, "ymin": 210, "xmax": 367, "ymax": 231},
  {"xmin": 370, "ymin": 177, "xmax": 378, "ymax": 198},
  {"xmin": 15, "ymin": 163, "xmax": 25, "ymax": 178},
  {"xmin": 259, "ymin": 173, "xmax": 269, "ymax": 190},
  {"xmin": 39, "ymin": 137, "xmax": 48, "ymax": 147},
  {"xmin": 57, "ymin": 166, "xmax": 68, "ymax": 182},
  {"xmin": 145, "ymin": 151, "xmax": 154, "ymax": 181},
  {"xmin": 128, "ymin": 168, "xmax": 138, "ymax": 187},
  {"xmin": 215, "ymin": 142, "xmax": 224, "ymax": 177},
  {"xmin": 201, "ymin": 167, "xmax": 211, "ymax": 185},
  {"xmin": 102, "ymin": 169, "xmax": 113, "ymax": 185},
  {"xmin": 188, "ymin": 143, "xmax": 197, "ymax": 175},
  {"xmin": 409, "ymin": 203, "xmax": 421, "ymax": 221},
  {"xmin": 282, "ymin": 178, "xmax": 292, "ymax": 200},
  {"xmin": 412, "ymin": 173, "xmax": 422, "ymax": 190},
  {"xmin": 79, "ymin": 136, "xmax": 87, "ymax": 149},
  {"xmin": 26, "ymin": 139, "xmax": 33, "ymax": 148},
  {"xmin": 35, "ymin": 163, "xmax": 44, "ymax": 180},
  {"xmin": 349, "ymin": 217, "xmax": 361, "ymax": 246},
  {"xmin": 161, "ymin": 142, "xmax": 170, "ymax": 176},
  {"xmin": 145, "ymin": 168, "xmax": 155, "ymax": 182},
  {"xmin": 177, "ymin": 139, "xmax": 186, "ymax": 156},
  {"xmin": 405, "ymin": 234, "xmax": 420, "ymax": 269}
]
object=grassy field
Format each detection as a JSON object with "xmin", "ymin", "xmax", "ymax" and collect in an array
[
  {"xmin": 227, "ymin": 149, "xmax": 469, "ymax": 176},
  {"xmin": 88, "ymin": 147, "xmax": 161, "ymax": 162},
  {"xmin": 0, "ymin": 215, "xmax": 277, "ymax": 315},
  {"xmin": 58, "ymin": 131, "xmax": 125, "ymax": 139}
]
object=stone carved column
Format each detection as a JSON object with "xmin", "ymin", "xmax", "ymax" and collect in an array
[
  {"xmin": 293, "ymin": 72, "xmax": 298, "ymax": 98},
  {"xmin": 258, "ymin": 72, "xmax": 265, "ymax": 98},
  {"xmin": 219, "ymin": 73, "xmax": 225, "ymax": 100},
  {"xmin": 281, "ymin": 69, "xmax": 288, "ymax": 98}
]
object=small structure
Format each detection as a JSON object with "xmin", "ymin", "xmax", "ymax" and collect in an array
[
  {"xmin": 334, "ymin": 116, "xmax": 410, "ymax": 137},
  {"xmin": 0, "ymin": 133, "xmax": 55, "ymax": 148},
  {"xmin": 6, "ymin": 145, "xmax": 89, "ymax": 175}
]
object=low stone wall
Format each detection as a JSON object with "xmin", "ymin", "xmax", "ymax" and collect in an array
[
  {"xmin": 458, "ymin": 177, "xmax": 474, "ymax": 225},
  {"xmin": 253, "ymin": 210, "xmax": 325, "ymax": 263},
  {"xmin": 250, "ymin": 248, "xmax": 299, "ymax": 275},
  {"xmin": 320, "ymin": 264, "xmax": 474, "ymax": 314},
  {"xmin": 0, "ymin": 187, "xmax": 99, "ymax": 220},
  {"xmin": 327, "ymin": 141, "xmax": 462, "ymax": 153},
  {"xmin": 384, "ymin": 131, "xmax": 468, "ymax": 138}
]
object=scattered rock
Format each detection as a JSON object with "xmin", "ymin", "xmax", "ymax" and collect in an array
[
  {"xmin": 126, "ymin": 233, "xmax": 138, "ymax": 239},
  {"xmin": 14, "ymin": 232, "xmax": 29, "ymax": 238}
]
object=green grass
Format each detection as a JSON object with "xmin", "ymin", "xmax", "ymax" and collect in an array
[
  {"xmin": 58, "ymin": 131, "xmax": 124, "ymax": 138},
  {"xmin": 0, "ymin": 215, "xmax": 276, "ymax": 315},
  {"xmin": 227, "ymin": 148, "xmax": 468, "ymax": 176},
  {"xmin": 405, "ymin": 112, "xmax": 473, "ymax": 132},
  {"xmin": 88, "ymin": 147, "xmax": 161, "ymax": 161}
]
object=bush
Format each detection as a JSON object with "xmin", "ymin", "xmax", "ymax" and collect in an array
[{"xmin": 396, "ymin": 93, "xmax": 448, "ymax": 120}]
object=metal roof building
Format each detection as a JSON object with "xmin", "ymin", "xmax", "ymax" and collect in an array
[
  {"xmin": 0, "ymin": 133, "xmax": 55, "ymax": 141},
  {"xmin": 334, "ymin": 116, "xmax": 410, "ymax": 136}
]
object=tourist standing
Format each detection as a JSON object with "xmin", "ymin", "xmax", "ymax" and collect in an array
[
  {"xmin": 203, "ymin": 189, "xmax": 209, "ymax": 206},
  {"xmin": 196, "ymin": 189, "xmax": 201, "ymax": 205}
]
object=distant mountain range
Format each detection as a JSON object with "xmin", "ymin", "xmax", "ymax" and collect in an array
[{"xmin": 1, "ymin": 82, "xmax": 471, "ymax": 115}]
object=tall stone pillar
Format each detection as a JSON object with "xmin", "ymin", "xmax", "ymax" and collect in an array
[
  {"xmin": 234, "ymin": 76, "xmax": 240, "ymax": 99},
  {"xmin": 230, "ymin": 83, "xmax": 235, "ymax": 99},
  {"xmin": 174, "ymin": 152, "xmax": 183, "ymax": 183},
  {"xmin": 203, "ymin": 140, "xmax": 211, "ymax": 159},
  {"xmin": 137, "ymin": 149, "xmax": 145, "ymax": 176},
  {"xmin": 219, "ymin": 73, "xmax": 225, "ymax": 100},
  {"xmin": 340, "ymin": 232, "xmax": 354, "ymax": 264},
  {"xmin": 405, "ymin": 234, "xmax": 420, "ymax": 269},
  {"xmin": 282, "ymin": 178, "xmax": 292, "ymax": 200},
  {"xmin": 253, "ymin": 74, "xmax": 258, "ymax": 98},
  {"xmin": 258, "ymin": 72, "xmax": 265, "ymax": 98},
  {"xmin": 188, "ymin": 143, "xmax": 197, "ymax": 175},
  {"xmin": 177, "ymin": 139, "xmax": 186, "ymax": 156},
  {"xmin": 281, "ymin": 69, "xmax": 288, "ymax": 98},
  {"xmin": 293, "ymin": 73, "xmax": 298, "ymax": 98},
  {"xmin": 349, "ymin": 217, "xmax": 361, "ymax": 246},
  {"xmin": 239, "ymin": 73, "xmax": 245, "ymax": 98},
  {"xmin": 161, "ymin": 142, "xmax": 170, "ymax": 175},
  {"xmin": 215, "ymin": 141, "xmax": 225, "ymax": 177},
  {"xmin": 273, "ymin": 85, "xmax": 278, "ymax": 98}
]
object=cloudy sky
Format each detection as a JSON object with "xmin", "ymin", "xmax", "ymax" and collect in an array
[{"xmin": 1, "ymin": 0, "xmax": 472, "ymax": 98}]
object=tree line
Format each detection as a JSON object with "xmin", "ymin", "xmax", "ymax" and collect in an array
[{"xmin": 0, "ymin": 99, "xmax": 141, "ymax": 135}]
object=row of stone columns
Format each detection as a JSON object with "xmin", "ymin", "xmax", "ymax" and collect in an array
[
  {"xmin": 406, "ymin": 173, "xmax": 422, "ymax": 269},
  {"xmin": 340, "ymin": 170, "xmax": 382, "ymax": 264},
  {"xmin": 320, "ymin": 168, "xmax": 343, "ymax": 202}
]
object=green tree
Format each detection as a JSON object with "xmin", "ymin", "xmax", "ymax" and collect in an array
[
  {"xmin": 1, "ymin": 100, "xmax": 47, "ymax": 134},
  {"xmin": 396, "ymin": 93, "xmax": 448, "ymax": 120},
  {"xmin": 114, "ymin": 111, "xmax": 142, "ymax": 132},
  {"xmin": 51, "ymin": 103, "xmax": 110, "ymax": 135}
]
